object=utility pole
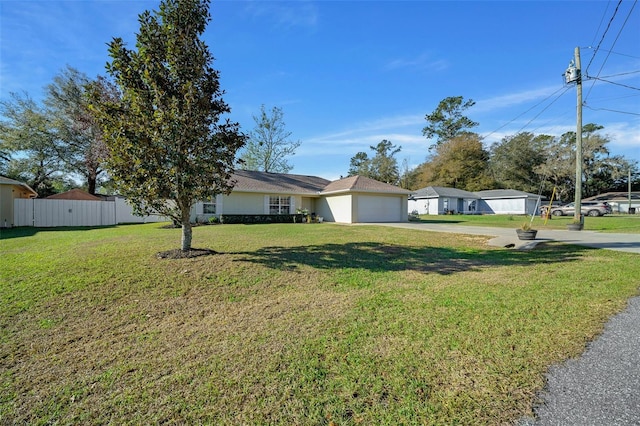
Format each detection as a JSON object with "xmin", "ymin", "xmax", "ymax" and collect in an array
[
  {"xmin": 574, "ymin": 47, "xmax": 583, "ymax": 226},
  {"xmin": 565, "ymin": 47, "xmax": 583, "ymax": 227}
]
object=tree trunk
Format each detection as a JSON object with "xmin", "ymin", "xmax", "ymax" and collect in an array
[
  {"xmin": 87, "ymin": 176, "xmax": 96, "ymax": 195},
  {"xmin": 181, "ymin": 221, "xmax": 192, "ymax": 251}
]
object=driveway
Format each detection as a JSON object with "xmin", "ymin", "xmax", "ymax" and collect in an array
[{"xmin": 361, "ymin": 222, "xmax": 640, "ymax": 254}]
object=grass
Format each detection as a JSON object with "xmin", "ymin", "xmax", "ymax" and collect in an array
[
  {"xmin": 415, "ymin": 213, "xmax": 640, "ymax": 233},
  {"xmin": 1, "ymin": 222, "xmax": 640, "ymax": 424}
]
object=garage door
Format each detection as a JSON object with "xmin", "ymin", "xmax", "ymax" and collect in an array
[{"xmin": 357, "ymin": 195, "xmax": 403, "ymax": 222}]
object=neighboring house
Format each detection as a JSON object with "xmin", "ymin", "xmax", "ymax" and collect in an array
[
  {"xmin": 409, "ymin": 186, "xmax": 543, "ymax": 215},
  {"xmin": 474, "ymin": 189, "xmax": 542, "ymax": 215},
  {"xmin": 583, "ymin": 191, "xmax": 640, "ymax": 214},
  {"xmin": 408, "ymin": 186, "xmax": 479, "ymax": 215},
  {"xmin": 0, "ymin": 176, "xmax": 38, "ymax": 228},
  {"xmin": 192, "ymin": 170, "xmax": 412, "ymax": 224}
]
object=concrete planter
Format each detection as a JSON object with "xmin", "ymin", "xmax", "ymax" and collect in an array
[{"xmin": 516, "ymin": 229, "xmax": 538, "ymax": 240}]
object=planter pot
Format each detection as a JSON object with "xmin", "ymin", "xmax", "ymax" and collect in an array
[
  {"xmin": 516, "ymin": 229, "xmax": 538, "ymax": 240},
  {"xmin": 567, "ymin": 223, "xmax": 584, "ymax": 231}
]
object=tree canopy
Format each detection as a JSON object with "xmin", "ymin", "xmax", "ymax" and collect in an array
[
  {"xmin": 422, "ymin": 96, "xmax": 478, "ymax": 148},
  {"xmin": 91, "ymin": 0, "xmax": 245, "ymax": 251},
  {"xmin": 348, "ymin": 140, "xmax": 401, "ymax": 184},
  {"xmin": 240, "ymin": 105, "xmax": 300, "ymax": 173}
]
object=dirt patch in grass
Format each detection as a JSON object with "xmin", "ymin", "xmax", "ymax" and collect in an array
[{"xmin": 156, "ymin": 248, "xmax": 218, "ymax": 259}]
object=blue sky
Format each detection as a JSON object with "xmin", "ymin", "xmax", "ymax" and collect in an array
[{"xmin": 2, "ymin": 0, "xmax": 639, "ymax": 181}]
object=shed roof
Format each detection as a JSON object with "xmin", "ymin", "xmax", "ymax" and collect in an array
[{"xmin": 46, "ymin": 188, "xmax": 102, "ymax": 201}]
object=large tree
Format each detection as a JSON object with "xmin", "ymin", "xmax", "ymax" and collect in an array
[
  {"xmin": 0, "ymin": 92, "xmax": 64, "ymax": 196},
  {"xmin": 240, "ymin": 105, "xmax": 300, "ymax": 173},
  {"xmin": 422, "ymin": 96, "xmax": 478, "ymax": 149},
  {"xmin": 348, "ymin": 140, "xmax": 401, "ymax": 184},
  {"xmin": 489, "ymin": 132, "xmax": 551, "ymax": 194},
  {"xmin": 415, "ymin": 133, "xmax": 495, "ymax": 191},
  {"xmin": 91, "ymin": 0, "xmax": 246, "ymax": 251},
  {"xmin": 45, "ymin": 66, "xmax": 113, "ymax": 194},
  {"xmin": 535, "ymin": 123, "xmax": 630, "ymax": 201}
]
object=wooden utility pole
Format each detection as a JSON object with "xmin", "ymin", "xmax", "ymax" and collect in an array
[{"xmin": 574, "ymin": 47, "xmax": 583, "ymax": 226}]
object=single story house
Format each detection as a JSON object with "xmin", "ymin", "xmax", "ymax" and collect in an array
[
  {"xmin": 583, "ymin": 191, "xmax": 640, "ymax": 214},
  {"xmin": 192, "ymin": 170, "xmax": 412, "ymax": 224},
  {"xmin": 0, "ymin": 176, "xmax": 38, "ymax": 228},
  {"xmin": 409, "ymin": 186, "xmax": 543, "ymax": 215},
  {"xmin": 474, "ymin": 189, "xmax": 542, "ymax": 215},
  {"xmin": 408, "ymin": 186, "xmax": 479, "ymax": 215}
]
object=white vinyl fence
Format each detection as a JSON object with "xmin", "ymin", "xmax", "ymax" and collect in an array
[{"xmin": 14, "ymin": 198, "xmax": 166, "ymax": 227}]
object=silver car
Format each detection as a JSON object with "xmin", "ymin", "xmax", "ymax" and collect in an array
[{"xmin": 550, "ymin": 201, "xmax": 611, "ymax": 217}]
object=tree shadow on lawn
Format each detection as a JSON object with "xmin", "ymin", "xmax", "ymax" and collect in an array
[{"xmin": 234, "ymin": 241, "xmax": 589, "ymax": 275}]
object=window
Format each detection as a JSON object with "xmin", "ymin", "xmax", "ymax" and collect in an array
[
  {"xmin": 203, "ymin": 201, "xmax": 216, "ymax": 214},
  {"xmin": 269, "ymin": 196, "xmax": 290, "ymax": 214}
]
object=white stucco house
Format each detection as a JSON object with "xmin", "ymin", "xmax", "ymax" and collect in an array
[
  {"xmin": 409, "ymin": 186, "xmax": 543, "ymax": 215},
  {"xmin": 474, "ymin": 189, "xmax": 542, "ymax": 215},
  {"xmin": 192, "ymin": 170, "xmax": 412, "ymax": 224},
  {"xmin": 408, "ymin": 186, "xmax": 479, "ymax": 215}
]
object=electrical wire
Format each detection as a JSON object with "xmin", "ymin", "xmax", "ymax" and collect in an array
[
  {"xmin": 585, "ymin": 0, "xmax": 638, "ymax": 101},
  {"xmin": 481, "ymin": 85, "xmax": 570, "ymax": 141},
  {"xmin": 584, "ymin": 104, "xmax": 640, "ymax": 116},
  {"xmin": 585, "ymin": 0, "xmax": 623, "ymax": 76}
]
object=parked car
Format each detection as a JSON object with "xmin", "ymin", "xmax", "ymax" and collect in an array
[{"xmin": 550, "ymin": 201, "xmax": 611, "ymax": 217}]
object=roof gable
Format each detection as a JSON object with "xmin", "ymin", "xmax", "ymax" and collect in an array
[
  {"xmin": 321, "ymin": 175, "xmax": 412, "ymax": 195},
  {"xmin": 46, "ymin": 188, "xmax": 102, "ymax": 201},
  {"xmin": 0, "ymin": 175, "xmax": 38, "ymax": 197}
]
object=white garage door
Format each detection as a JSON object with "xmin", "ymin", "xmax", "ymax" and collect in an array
[{"xmin": 357, "ymin": 195, "xmax": 403, "ymax": 222}]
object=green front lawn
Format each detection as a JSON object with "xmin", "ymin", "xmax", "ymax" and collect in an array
[{"xmin": 2, "ymin": 223, "xmax": 639, "ymax": 424}]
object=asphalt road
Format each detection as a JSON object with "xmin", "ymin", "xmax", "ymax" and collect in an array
[{"xmin": 360, "ymin": 222, "xmax": 640, "ymax": 424}]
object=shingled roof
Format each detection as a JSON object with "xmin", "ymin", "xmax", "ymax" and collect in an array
[
  {"xmin": 411, "ymin": 186, "xmax": 478, "ymax": 199},
  {"xmin": 321, "ymin": 175, "xmax": 412, "ymax": 195},
  {"xmin": 230, "ymin": 171, "xmax": 410, "ymax": 195},
  {"xmin": 46, "ymin": 188, "xmax": 102, "ymax": 201},
  {"xmin": 231, "ymin": 169, "xmax": 331, "ymax": 194}
]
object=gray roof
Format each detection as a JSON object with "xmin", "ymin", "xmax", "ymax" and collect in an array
[
  {"xmin": 474, "ymin": 189, "xmax": 542, "ymax": 199},
  {"xmin": 411, "ymin": 186, "xmax": 478, "ymax": 199},
  {"xmin": 231, "ymin": 170, "xmax": 410, "ymax": 196},
  {"xmin": 584, "ymin": 192, "xmax": 640, "ymax": 201},
  {"xmin": 232, "ymin": 170, "xmax": 330, "ymax": 194},
  {"xmin": 321, "ymin": 175, "xmax": 412, "ymax": 195}
]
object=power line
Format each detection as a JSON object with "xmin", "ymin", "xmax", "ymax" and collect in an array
[
  {"xmin": 588, "ymin": 76, "xmax": 640, "ymax": 91},
  {"xmin": 585, "ymin": 0, "xmax": 638, "ymax": 101},
  {"xmin": 585, "ymin": 0, "xmax": 623, "ymax": 76},
  {"xmin": 584, "ymin": 104, "xmax": 640, "ymax": 116},
  {"xmin": 481, "ymin": 86, "xmax": 572, "ymax": 141}
]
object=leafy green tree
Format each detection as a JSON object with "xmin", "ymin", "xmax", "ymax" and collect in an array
[
  {"xmin": 369, "ymin": 139, "xmax": 401, "ymax": 184},
  {"xmin": 240, "ymin": 105, "xmax": 300, "ymax": 173},
  {"xmin": 416, "ymin": 133, "xmax": 495, "ymax": 191},
  {"xmin": 535, "ymin": 123, "xmax": 631, "ymax": 201},
  {"xmin": 347, "ymin": 140, "xmax": 401, "ymax": 184},
  {"xmin": 45, "ymin": 66, "xmax": 113, "ymax": 195},
  {"xmin": 489, "ymin": 132, "xmax": 551, "ymax": 193},
  {"xmin": 348, "ymin": 151, "xmax": 370, "ymax": 177},
  {"xmin": 0, "ymin": 92, "xmax": 64, "ymax": 196},
  {"xmin": 422, "ymin": 96, "xmax": 478, "ymax": 148},
  {"xmin": 91, "ymin": 0, "xmax": 246, "ymax": 251}
]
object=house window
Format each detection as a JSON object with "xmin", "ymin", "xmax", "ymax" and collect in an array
[
  {"xmin": 269, "ymin": 196, "xmax": 290, "ymax": 214},
  {"xmin": 203, "ymin": 201, "xmax": 216, "ymax": 214}
]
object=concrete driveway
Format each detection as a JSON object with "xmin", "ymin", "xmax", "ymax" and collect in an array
[{"xmin": 361, "ymin": 222, "xmax": 640, "ymax": 254}]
